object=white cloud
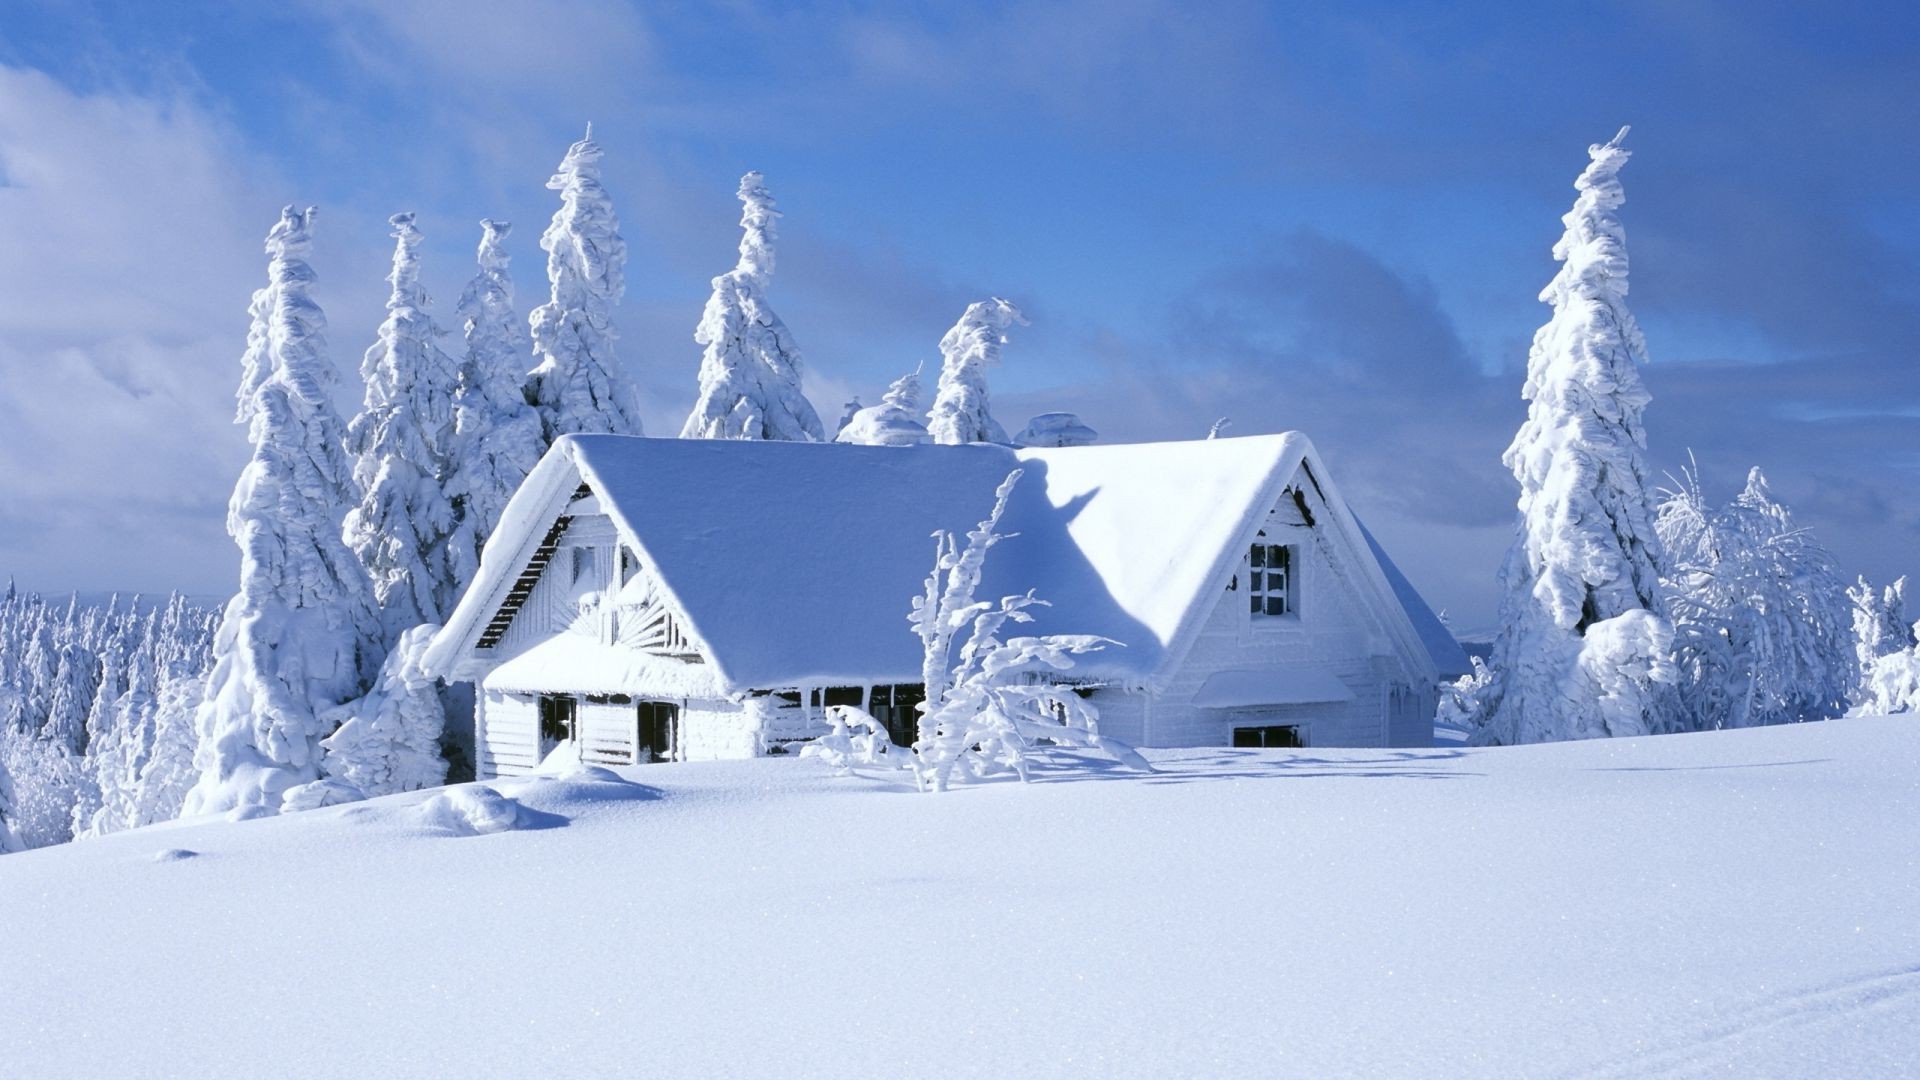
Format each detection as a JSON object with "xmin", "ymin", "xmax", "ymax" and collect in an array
[{"xmin": 0, "ymin": 64, "xmax": 288, "ymax": 594}]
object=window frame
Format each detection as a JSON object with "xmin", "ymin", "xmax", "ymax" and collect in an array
[{"xmin": 1247, "ymin": 541, "xmax": 1298, "ymax": 621}]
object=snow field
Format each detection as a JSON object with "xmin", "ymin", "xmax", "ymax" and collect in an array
[{"xmin": 2, "ymin": 717, "xmax": 1917, "ymax": 1077}]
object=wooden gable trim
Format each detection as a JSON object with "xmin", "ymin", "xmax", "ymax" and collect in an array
[{"xmin": 475, "ymin": 484, "xmax": 592, "ymax": 650}]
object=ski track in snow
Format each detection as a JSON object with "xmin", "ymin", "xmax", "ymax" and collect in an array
[{"xmin": 1563, "ymin": 964, "xmax": 1920, "ymax": 1078}]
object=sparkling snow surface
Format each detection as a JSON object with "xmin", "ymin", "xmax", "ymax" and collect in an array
[{"xmin": 4, "ymin": 719, "xmax": 1918, "ymax": 1078}]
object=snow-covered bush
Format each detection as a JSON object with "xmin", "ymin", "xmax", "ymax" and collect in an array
[
  {"xmin": 796, "ymin": 705, "xmax": 902, "ymax": 775},
  {"xmin": 344, "ymin": 212, "xmax": 462, "ymax": 640},
  {"xmin": 1014, "ymin": 412, "xmax": 1098, "ymax": 448},
  {"xmin": 1435, "ymin": 657, "xmax": 1494, "ymax": 738},
  {"xmin": 1860, "ymin": 640, "xmax": 1920, "ymax": 715},
  {"xmin": 528, "ymin": 126, "xmax": 643, "ymax": 439},
  {"xmin": 185, "ymin": 206, "xmax": 380, "ymax": 818},
  {"xmin": 1467, "ymin": 128, "xmax": 1677, "ymax": 745},
  {"xmin": 906, "ymin": 470, "xmax": 1145, "ymax": 792},
  {"xmin": 835, "ymin": 367, "xmax": 931, "ymax": 446},
  {"xmin": 312, "ymin": 624, "xmax": 448, "ymax": 801},
  {"xmin": 681, "ymin": 171, "xmax": 825, "ymax": 441},
  {"xmin": 1657, "ymin": 467, "xmax": 1853, "ymax": 730},
  {"xmin": 1849, "ymin": 576, "xmax": 1914, "ymax": 708},
  {"xmin": 448, "ymin": 219, "xmax": 546, "ymax": 594},
  {"xmin": 927, "ymin": 299, "xmax": 1024, "ymax": 445}
]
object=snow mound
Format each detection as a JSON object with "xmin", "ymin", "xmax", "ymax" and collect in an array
[{"xmin": 412, "ymin": 785, "xmax": 521, "ymax": 836}]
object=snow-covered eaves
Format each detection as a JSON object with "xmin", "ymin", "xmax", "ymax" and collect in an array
[
  {"xmin": 1191, "ymin": 668, "xmax": 1358, "ymax": 708},
  {"xmin": 482, "ymin": 634, "xmax": 726, "ymax": 700},
  {"xmin": 432, "ymin": 432, "xmax": 1452, "ymax": 696}
]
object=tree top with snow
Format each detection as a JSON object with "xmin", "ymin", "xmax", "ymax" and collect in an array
[
  {"xmin": 680, "ymin": 170, "xmax": 825, "ymax": 441},
  {"xmin": 927, "ymin": 298, "xmax": 1025, "ymax": 446}
]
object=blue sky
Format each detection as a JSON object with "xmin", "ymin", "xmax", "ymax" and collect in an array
[{"xmin": 0, "ymin": 0, "xmax": 1914, "ymax": 630}]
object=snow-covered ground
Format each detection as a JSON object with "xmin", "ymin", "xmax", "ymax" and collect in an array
[{"xmin": 4, "ymin": 719, "xmax": 1918, "ymax": 1078}]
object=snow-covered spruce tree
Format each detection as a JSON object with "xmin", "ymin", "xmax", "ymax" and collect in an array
[
  {"xmin": 447, "ymin": 218, "xmax": 545, "ymax": 592},
  {"xmin": 1469, "ymin": 127, "xmax": 1677, "ymax": 746},
  {"xmin": 344, "ymin": 212, "xmax": 462, "ymax": 643},
  {"xmin": 298, "ymin": 625, "xmax": 446, "ymax": 804},
  {"xmin": 681, "ymin": 172, "xmax": 826, "ymax": 441},
  {"xmin": 528, "ymin": 126, "xmax": 643, "ymax": 439},
  {"xmin": 1657, "ymin": 467, "xmax": 1852, "ymax": 730},
  {"xmin": 906, "ymin": 469, "xmax": 1145, "ymax": 791},
  {"xmin": 927, "ymin": 298, "xmax": 1025, "ymax": 445},
  {"xmin": 835, "ymin": 367, "xmax": 932, "ymax": 446},
  {"xmin": 184, "ymin": 206, "xmax": 379, "ymax": 818}
]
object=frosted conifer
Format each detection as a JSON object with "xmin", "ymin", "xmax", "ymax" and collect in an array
[
  {"xmin": 447, "ymin": 219, "xmax": 545, "ymax": 591},
  {"xmin": 681, "ymin": 171, "xmax": 825, "ymax": 441},
  {"xmin": 927, "ymin": 298, "xmax": 1024, "ymax": 445},
  {"xmin": 344, "ymin": 212, "xmax": 462, "ymax": 641},
  {"xmin": 528, "ymin": 126, "xmax": 642, "ymax": 439},
  {"xmin": 185, "ymin": 207, "xmax": 379, "ymax": 817},
  {"xmin": 1470, "ymin": 128, "xmax": 1676, "ymax": 745}
]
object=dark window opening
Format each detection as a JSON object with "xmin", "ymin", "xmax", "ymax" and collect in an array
[
  {"xmin": 808, "ymin": 686, "xmax": 868, "ymax": 709},
  {"xmin": 637, "ymin": 701, "xmax": 678, "ymax": 763},
  {"xmin": 1232, "ymin": 725, "xmax": 1304, "ymax": 749},
  {"xmin": 868, "ymin": 683, "xmax": 927, "ymax": 748},
  {"xmin": 538, "ymin": 694, "xmax": 578, "ymax": 749}
]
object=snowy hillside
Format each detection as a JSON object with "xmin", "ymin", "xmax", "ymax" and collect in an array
[{"xmin": 4, "ymin": 719, "xmax": 1918, "ymax": 1078}]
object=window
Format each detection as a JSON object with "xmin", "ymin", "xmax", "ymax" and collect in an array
[
  {"xmin": 868, "ymin": 684, "xmax": 926, "ymax": 748},
  {"xmin": 619, "ymin": 547, "xmax": 638, "ymax": 586},
  {"xmin": 538, "ymin": 694, "xmax": 578, "ymax": 748},
  {"xmin": 1248, "ymin": 543, "xmax": 1294, "ymax": 618},
  {"xmin": 571, "ymin": 546, "xmax": 594, "ymax": 584},
  {"xmin": 637, "ymin": 701, "xmax": 678, "ymax": 763},
  {"xmin": 1232, "ymin": 724, "xmax": 1303, "ymax": 748}
]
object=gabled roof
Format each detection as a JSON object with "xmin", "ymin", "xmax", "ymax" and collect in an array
[{"xmin": 428, "ymin": 433, "xmax": 1455, "ymax": 694}]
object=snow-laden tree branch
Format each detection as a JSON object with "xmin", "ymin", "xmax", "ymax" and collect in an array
[{"xmin": 681, "ymin": 171, "xmax": 825, "ymax": 441}]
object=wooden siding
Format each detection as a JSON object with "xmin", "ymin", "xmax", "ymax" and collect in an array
[
  {"xmin": 580, "ymin": 698, "xmax": 638, "ymax": 766},
  {"xmin": 478, "ymin": 690, "xmax": 541, "ymax": 778}
]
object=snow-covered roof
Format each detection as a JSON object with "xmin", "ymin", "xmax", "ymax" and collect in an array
[
  {"xmin": 1191, "ymin": 668, "xmax": 1358, "ymax": 708},
  {"xmin": 431, "ymin": 433, "xmax": 1455, "ymax": 694},
  {"xmin": 1357, "ymin": 521, "xmax": 1475, "ymax": 679}
]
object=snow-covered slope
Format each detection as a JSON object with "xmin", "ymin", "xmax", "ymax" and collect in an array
[{"xmin": 4, "ymin": 719, "xmax": 1918, "ymax": 1078}]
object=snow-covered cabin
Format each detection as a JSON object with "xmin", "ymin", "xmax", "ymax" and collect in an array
[{"xmin": 426, "ymin": 434, "xmax": 1467, "ymax": 776}]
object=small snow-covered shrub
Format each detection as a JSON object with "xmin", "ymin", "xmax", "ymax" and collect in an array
[
  {"xmin": 904, "ymin": 470, "xmax": 1147, "ymax": 792},
  {"xmin": 797, "ymin": 705, "xmax": 903, "ymax": 774},
  {"xmin": 1860, "ymin": 631, "xmax": 1920, "ymax": 715}
]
